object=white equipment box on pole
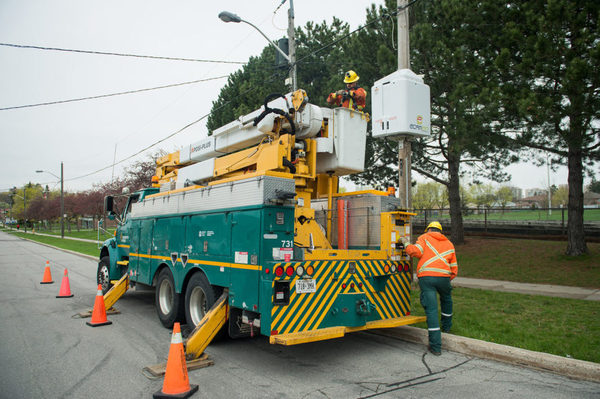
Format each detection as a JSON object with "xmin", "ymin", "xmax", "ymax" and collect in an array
[{"xmin": 371, "ymin": 69, "xmax": 431, "ymax": 138}]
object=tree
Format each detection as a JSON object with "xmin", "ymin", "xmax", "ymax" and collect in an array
[
  {"xmin": 553, "ymin": 184, "xmax": 569, "ymax": 207},
  {"xmin": 496, "ymin": 186, "xmax": 514, "ymax": 210},
  {"xmin": 412, "ymin": 182, "xmax": 448, "ymax": 210},
  {"xmin": 587, "ymin": 178, "xmax": 600, "ymax": 194},
  {"xmin": 207, "ymin": 17, "xmax": 352, "ymax": 133},
  {"xmin": 347, "ymin": 1, "xmax": 518, "ymax": 244},
  {"xmin": 470, "ymin": 184, "xmax": 496, "ymax": 209},
  {"xmin": 495, "ymin": 0, "xmax": 599, "ymax": 255}
]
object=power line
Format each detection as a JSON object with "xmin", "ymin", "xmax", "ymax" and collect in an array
[
  {"xmin": 0, "ymin": 42, "xmax": 247, "ymax": 64},
  {"xmin": 66, "ymin": 68, "xmax": 289, "ymax": 182},
  {"xmin": 295, "ymin": 0, "xmax": 423, "ymax": 66},
  {"xmin": 44, "ymin": 1, "xmax": 426, "ymax": 183},
  {"xmin": 0, "ymin": 75, "xmax": 229, "ymax": 111}
]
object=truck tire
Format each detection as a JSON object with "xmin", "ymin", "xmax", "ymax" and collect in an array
[
  {"xmin": 155, "ymin": 268, "xmax": 184, "ymax": 328},
  {"xmin": 185, "ymin": 272, "xmax": 220, "ymax": 328},
  {"xmin": 97, "ymin": 256, "xmax": 113, "ymax": 295}
]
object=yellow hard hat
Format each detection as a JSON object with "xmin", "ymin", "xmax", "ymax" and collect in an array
[
  {"xmin": 344, "ymin": 70, "xmax": 359, "ymax": 83},
  {"xmin": 426, "ymin": 221, "xmax": 443, "ymax": 232}
]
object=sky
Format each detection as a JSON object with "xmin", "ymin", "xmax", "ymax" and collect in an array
[{"xmin": 0, "ymin": 0, "xmax": 589, "ymax": 195}]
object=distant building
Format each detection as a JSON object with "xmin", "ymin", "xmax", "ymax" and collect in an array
[
  {"xmin": 509, "ymin": 187, "xmax": 523, "ymax": 201},
  {"xmin": 525, "ymin": 188, "xmax": 546, "ymax": 197},
  {"xmin": 584, "ymin": 192, "xmax": 600, "ymax": 207},
  {"xmin": 515, "ymin": 194, "xmax": 547, "ymax": 208}
]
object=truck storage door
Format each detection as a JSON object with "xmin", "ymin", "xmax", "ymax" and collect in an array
[
  {"xmin": 136, "ymin": 218, "xmax": 155, "ymax": 285},
  {"xmin": 230, "ymin": 210, "xmax": 261, "ymax": 311},
  {"xmin": 129, "ymin": 220, "xmax": 141, "ymax": 281}
]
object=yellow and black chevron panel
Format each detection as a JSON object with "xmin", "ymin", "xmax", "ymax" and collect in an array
[{"xmin": 270, "ymin": 260, "xmax": 412, "ymax": 335}]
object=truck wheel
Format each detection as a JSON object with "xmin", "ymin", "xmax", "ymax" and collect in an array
[
  {"xmin": 185, "ymin": 272, "xmax": 219, "ymax": 327},
  {"xmin": 97, "ymin": 256, "xmax": 113, "ymax": 295},
  {"xmin": 155, "ymin": 268, "xmax": 184, "ymax": 328}
]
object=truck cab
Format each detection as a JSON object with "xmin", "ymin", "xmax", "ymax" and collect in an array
[{"xmin": 98, "ymin": 188, "xmax": 158, "ymax": 293}]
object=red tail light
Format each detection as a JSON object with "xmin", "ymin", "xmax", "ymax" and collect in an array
[
  {"xmin": 275, "ymin": 266, "xmax": 284, "ymax": 277},
  {"xmin": 286, "ymin": 266, "xmax": 294, "ymax": 276}
]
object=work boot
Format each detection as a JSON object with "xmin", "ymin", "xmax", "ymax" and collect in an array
[{"xmin": 428, "ymin": 346, "xmax": 441, "ymax": 356}]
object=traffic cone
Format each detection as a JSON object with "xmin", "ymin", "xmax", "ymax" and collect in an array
[
  {"xmin": 153, "ymin": 322, "xmax": 199, "ymax": 399},
  {"xmin": 56, "ymin": 269, "xmax": 74, "ymax": 298},
  {"xmin": 86, "ymin": 284, "xmax": 112, "ymax": 327},
  {"xmin": 40, "ymin": 261, "xmax": 54, "ymax": 284}
]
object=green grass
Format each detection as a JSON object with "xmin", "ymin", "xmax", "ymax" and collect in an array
[
  {"xmin": 410, "ymin": 286, "xmax": 600, "ymax": 363},
  {"xmin": 457, "ymin": 237, "xmax": 600, "ymax": 288},
  {"xmin": 415, "ymin": 208, "xmax": 600, "ymax": 222},
  {"xmin": 31, "ymin": 228, "xmax": 114, "ymax": 241},
  {"xmin": 8, "ymin": 231, "xmax": 100, "ymax": 257},
  {"xmin": 462, "ymin": 208, "xmax": 600, "ymax": 222}
]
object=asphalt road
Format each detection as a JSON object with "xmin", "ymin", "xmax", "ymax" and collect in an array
[{"xmin": 1, "ymin": 231, "xmax": 598, "ymax": 399}]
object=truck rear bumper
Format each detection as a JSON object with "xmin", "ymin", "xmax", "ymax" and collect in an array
[{"xmin": 269, "ymin": 315, "xmax": 426, "ymax": 345}]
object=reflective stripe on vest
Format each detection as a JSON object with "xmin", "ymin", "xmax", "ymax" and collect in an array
[
  {"xmin": 414, "ymin": 243, "xmax": 424, "ymax": 255},
  {"xmin": 418, "ymin": 239, "xmax": 454, "ymax": 275}
]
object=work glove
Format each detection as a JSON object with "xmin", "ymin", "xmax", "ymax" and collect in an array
[{"xmin": 400, "ymin": 236, "xmax": 410, "ymax": 246}]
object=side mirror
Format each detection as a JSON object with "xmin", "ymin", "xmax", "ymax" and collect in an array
[{"xmin": 104, "ymin": 196, "xmax": 115, "ymax": 220}]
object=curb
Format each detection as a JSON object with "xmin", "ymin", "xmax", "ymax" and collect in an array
[
  {"xmin": 371, "ymin": 326, "xmax": 600, "ymax": 383},
  {"xmin": 13, "ymin": 234, "xmax": 98, "ymax": 262}
]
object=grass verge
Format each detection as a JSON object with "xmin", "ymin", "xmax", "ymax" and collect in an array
[
  {"xmin": 457, "ymin": 237, "xmax": 600, "ymax": 288},
  {"xmin": 410, "ymin": 286, "xmax": 600, "ymax": 364},
  {"xmin": 29, "ymin": 229, "xmax": 114, "ymax": 241},
  {"xmin": 8, "ymin": 231, "xmax": 100, "ymax": 257}
]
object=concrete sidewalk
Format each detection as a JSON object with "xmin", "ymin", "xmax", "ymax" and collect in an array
[{"xmin": 451, "ymin": 276, "xmax": 600, "ymax": 301}]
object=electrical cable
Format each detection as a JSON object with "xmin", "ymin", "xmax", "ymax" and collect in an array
[
  {"xmin": 38, "ymin": 1, "xmax": 425, "ymax": 183},
  {"xmin": 295, "ymin": 0, "xmax": 423, "ymax": 66},
  {"xmin": 0, "ymin": 42, "xmax": 246, "ymax": 64},
  {"xmin": 0, "ymin": 75, "xmax": 229, "ymax": 111},
  {"xmin": 65, "ymin": 68, "xmax": 289, "ymax": 182}
]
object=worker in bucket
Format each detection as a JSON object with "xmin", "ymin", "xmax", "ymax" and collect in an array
[
  {"xmin": 326, "ymin": 70, "xmax": 367, "ymax": 112},
  {"xmin": 403, "ymin": 221, "xmax": 458, "ymax": 356}
]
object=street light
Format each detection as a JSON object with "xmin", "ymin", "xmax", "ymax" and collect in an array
[
  {"xmin": 218, "ymin": 8, "xmax": 297, "ymax": 90},
  {"xmin": 36, "ymin": 161, "xmax": 64, "ymax": 239}
]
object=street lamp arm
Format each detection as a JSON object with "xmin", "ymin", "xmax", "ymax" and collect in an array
[
  {"xmin": 240, "ymin": 19, "xmax": 291, "ymax": 62},
  {"xmin": 36, "ymin": 170, "xmax": 60, "ymax": 180}
]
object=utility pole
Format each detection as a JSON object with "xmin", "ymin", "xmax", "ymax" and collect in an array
[
  {"xmin": 287, "ymin": 0, "xmax": 297, "ymax": 90},
  {"xmin": 23, "ymin": 188, "xmax": 27, "ymax": 233},
  {"xmin": 547, "ymin": 153, "xmax": 552, "ymax": 216},
  {"xmin": 61, "ymin": 161, "xmax": 65, "ymax": 239},
  {"xmin": 397, "ymin": 0, "xmax": 412, "ymax": 210}
]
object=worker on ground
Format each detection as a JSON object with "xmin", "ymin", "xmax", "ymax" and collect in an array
[
  {"xmin": 326, "ymin": 70, "xmax": 367, "ymax": 112},
  {"xmin": 403, "ymin": 221, "xmax": 458, "ymax": 356}
]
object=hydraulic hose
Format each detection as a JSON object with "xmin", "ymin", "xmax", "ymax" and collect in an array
[{"xmin": 253, "ymin": 93, "xmax": 296, "ymax": 135}]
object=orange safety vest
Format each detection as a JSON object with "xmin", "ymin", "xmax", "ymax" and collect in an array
[
  {"xmin": 406, "ymin": 232, "xmax": 458, "ymax": 280},
  {"xmin": 326, "ymin": 87, "xmax": 367, "ymax": 111}
]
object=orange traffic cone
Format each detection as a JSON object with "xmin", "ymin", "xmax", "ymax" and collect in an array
[
  {"xmin": 56, "ymin": 269, "xmax": 74, "ymax": 298},
  {"xmin": 40, "ymin": 261, "xmax": 54, "ymax": 284},
  {"xmin": 153, "ymin": 322, "xmax": 199, "ymax": 399},
  {"xmin": 86, "ymin": 284, "xmax": 112, "ymax": 327}
]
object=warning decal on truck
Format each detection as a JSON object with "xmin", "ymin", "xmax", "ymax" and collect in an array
[{"xmin": 235, "ymin": 251, "xmax": 248, "ymax": 264}]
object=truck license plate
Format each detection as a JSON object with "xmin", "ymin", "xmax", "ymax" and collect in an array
[{"xmin": 295, "ymin": 279, "xmax": 316, "ymax": 294}]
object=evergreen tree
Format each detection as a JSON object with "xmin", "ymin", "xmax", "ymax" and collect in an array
[
  {"xmin": 496, "ymin": 0, "xmax": 599, "ymax": 255},
  {"xmin": 347, "ymin": 0, "xmax": 517, "ymax": 244}
]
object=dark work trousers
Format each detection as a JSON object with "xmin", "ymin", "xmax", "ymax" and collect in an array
[{"xmin": 418, "ymin": 276, "xmax": 453, "ymax": 352}]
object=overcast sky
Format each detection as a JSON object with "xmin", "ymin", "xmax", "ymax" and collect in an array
[{"xmin": 0, "ymin": 0, "xmax": 587, "ymax": 194}]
